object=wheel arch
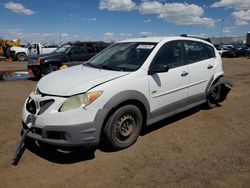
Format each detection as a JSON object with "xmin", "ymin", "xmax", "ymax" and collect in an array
[
  {"xmin": 16, "ymin": 52, "xmax": 27, "ymax": 61},
  {"xmin": 101, "ymin": 90, "xmax": 150, "ymax": 130}
]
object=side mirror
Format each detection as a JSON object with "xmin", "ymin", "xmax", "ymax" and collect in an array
[{"xmin": 148, "ymin": 64, "xmax": 169, "ymax": 75}]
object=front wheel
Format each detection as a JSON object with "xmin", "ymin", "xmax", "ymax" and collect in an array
[
  {"xmin": 103, "ymin": 105, "xmax": 143, "ymax": 150},
  {"xmin": 42, "ymin": 65, "xmax": 59, "ymax": 76},
  {"xmin": 17, "ymin": 53, "xmax": 27, "ymax": 61}
]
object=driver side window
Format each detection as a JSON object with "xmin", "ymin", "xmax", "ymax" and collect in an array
[{"xmin": 152, "ymin": 41, "xmax": 184, "ymax": 69}]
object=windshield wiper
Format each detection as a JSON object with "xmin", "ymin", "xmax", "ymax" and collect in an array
[
  {"xmin": 83, "ymin": 62, "xmax": 103, "ymax": 69},
  {"xmin": 101, "ymin": 65, "xmax": 124, "ymax": 71}
]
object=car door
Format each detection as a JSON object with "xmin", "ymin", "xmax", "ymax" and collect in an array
[
  {"xmin": 28, "ymin": 44, "xmax": 38, "ymax": 55},
  {"xmin": 69, "ymin": 43, "xmax": 87, "ymax": 62},
  {"xmin": 183, "ymin": 40, "xmax": 216, "ymax": 104},
  {"xmin": 148, "ymin": 40, "xmax": 189, "ymax": 119}
]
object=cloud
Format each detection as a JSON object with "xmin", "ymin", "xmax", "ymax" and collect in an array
[
  {"xmin": 4, "ymin": 2, "xmax": 34, "ymax": 15},
  {"xmin": 139, "ymin": 31, "xmax": 152, "ymax": 37},
  {"xmin": 88, "ymin": 17, "xmax": 97, "ymax": 21},
  {"xmin": 211, "ymin": 0, "xmax": 250, "ymax": 25},
  {"xmin": 104, "ymin": 32, "xmax": 114, "ymax": 37},
  {"xmin": 143, "ymin": 19, "xmax": 152, "ymax": 23},
  {"xmin": 232, "ymin": 10, "xmax": 250, "ymax": 25},
  {"xmin": 138, "ymin": 1, "xmax": 215, "ymax": 27},
  {"xmin": 99, "ymin": 0, "xmax": 135, "ymax": 11},
  {"xmin": 211, "ymin": 0, "xmax": 250, "ymax": 10}
]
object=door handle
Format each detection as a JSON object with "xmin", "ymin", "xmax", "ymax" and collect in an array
[
  {"xmin": 207, "ymin": 64, "xmax": 213, "ymax": 69},
  {"xmin": 181, "ymin": 71, "xmax": 188, "ymax": 77}
]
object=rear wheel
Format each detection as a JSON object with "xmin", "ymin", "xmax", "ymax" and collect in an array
[
  {"xmin": 206, "ymin": 85, "xmax": 221, "ymax": 108},
  {"xmin": 103, "ymin": 105, "xmax": 143, "ymax": 150}
]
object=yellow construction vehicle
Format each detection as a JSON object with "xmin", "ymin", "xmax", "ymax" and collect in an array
[{"xmin": 0, "ymin": 39, "xmax": 21, "ymax": 58}]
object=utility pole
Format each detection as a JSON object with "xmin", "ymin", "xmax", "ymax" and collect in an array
[{"xmin": 220, "ymin": 19, "xmax": 224, "ymax": 44}]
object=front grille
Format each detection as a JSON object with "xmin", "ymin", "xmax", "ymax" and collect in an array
[{"xmin": 26, "ymin": 98, "xmax": 36, "ymax": 114}]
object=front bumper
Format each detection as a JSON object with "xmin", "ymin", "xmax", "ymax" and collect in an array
[{"xmin": 21, "ymin": 92, "xmax": 109, "ymax": 148}]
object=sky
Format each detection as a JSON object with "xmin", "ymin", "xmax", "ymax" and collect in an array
[{"xmin": 0, "ymin": 0, "xmax": 249, "ymax": 44}]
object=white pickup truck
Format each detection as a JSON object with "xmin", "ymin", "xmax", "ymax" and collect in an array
[{"xmin": 10, "ymin": 43, "xmax": 58, "ymax": 61}]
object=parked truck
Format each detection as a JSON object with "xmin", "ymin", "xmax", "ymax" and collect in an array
[{"xmin": 10, "ymin": 42, "xmax": 58, "ymax": 61}]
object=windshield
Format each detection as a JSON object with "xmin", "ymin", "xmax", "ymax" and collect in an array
[
  {"xmin": 54, "ymin": 43, "xmax": 72, "ymax": 53},
  {"xmin": 84, "ymin": 42, "xmax": 156, "ymax": 71}
]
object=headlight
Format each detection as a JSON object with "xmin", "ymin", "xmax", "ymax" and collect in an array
[{"xmin": 59, "ymin": 91, "xmax": 102, "ymax": 112}]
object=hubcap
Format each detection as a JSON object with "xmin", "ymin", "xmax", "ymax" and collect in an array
[{"xmin": 115, "ymin": 114, "xmax": 136, "ymax": 140}]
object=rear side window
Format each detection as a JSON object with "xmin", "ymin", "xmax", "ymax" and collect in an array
[
  {"xmin": 203, "ymin": 44, "xmax": 215, "ymax": 58},
  {"xmin": 184, "ymin": 41, "xmax": 208, "ymax": 63}
]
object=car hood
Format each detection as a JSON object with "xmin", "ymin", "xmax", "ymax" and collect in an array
[
  {"xmin": 37, "ymin": 65, "xmax": 130, "ymax": 96},
  {"xmin": 11, "ymin": 46, "xmax": 27, "ymax": 52},
  {"xmin": 28, "ymin": 52, "xmax": 62, "ymax": 60}
]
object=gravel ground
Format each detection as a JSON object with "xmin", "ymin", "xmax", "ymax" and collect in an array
[{"xmin": 0, "ymin": 58, "xmax": 250, "ymax": 188}]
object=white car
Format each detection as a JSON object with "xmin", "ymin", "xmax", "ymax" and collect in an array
[{"xmin": 21, "ymin": 36, "xmax": 233, "ymax": 149}]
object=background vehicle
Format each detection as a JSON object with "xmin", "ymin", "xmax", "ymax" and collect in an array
[
  {"xmin": 0, "ymin": 39, "xmax": 21, "ymax": 58},
  {"xmin": 221, "ymin": 47, "xmax": 238, "ymax": 58},
  {"xmin": 27, "ymin": 41, "xmax": 110, "ymax": 78},
  {"xmin": 236, "ymin": 45, "xmax": 250, "ymax": 57},
  {"xmin": 10, "ymin": 42, "xmax": 58, "ymax": 61}
]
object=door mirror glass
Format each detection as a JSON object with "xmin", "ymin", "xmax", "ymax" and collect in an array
[{"xmin": 148, "ymin": 64, "xmax": 169, "ymax": 75}]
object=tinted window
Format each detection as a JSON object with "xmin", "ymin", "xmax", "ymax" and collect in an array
[
  {"xmin": 184, "ymin": 41, "xmax": 208, "ymax": 63},
  {"xmin": 152, "ymin": 41, "xmax": 184, "ymax": 68},
  {"xmin": 203, "ymin": 44, "xmax": 215, "ymax": 58},
  {"xmin": 54, "ymin": 43, "xmax": 72, "ymax": 53},
  {"xmin": 71, "ymin": 44, "xmax": 85, "ymax": 54},
  {"xmin": 87, "ymin": 43, "xmax": 96, "ymax": 54}
]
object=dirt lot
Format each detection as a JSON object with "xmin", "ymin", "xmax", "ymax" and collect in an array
[{"xmin": 0, "ymin": 58, "xmax": 250, "ymax": 187}]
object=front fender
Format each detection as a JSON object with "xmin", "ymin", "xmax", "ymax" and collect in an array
[{"xmin": 103, "ymin": 90, "xmax": 150, "ymax": 120}]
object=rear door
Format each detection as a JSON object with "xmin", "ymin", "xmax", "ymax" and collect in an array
[
  {"xmin": 183, "ymin": 40, "xmax": 216, "ymax": 103},
  {"xmin": 148, "ymin": 40, "xmax": 189, "ymax": 118}
]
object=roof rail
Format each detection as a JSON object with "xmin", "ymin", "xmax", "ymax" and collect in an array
[{"xmin": 180, "ymin": 34, "xmax": 212, "ymax": 44}]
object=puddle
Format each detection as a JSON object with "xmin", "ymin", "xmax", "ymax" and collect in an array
[{"xmin": 0, "ymin": 71, "xmax": 30, "ymax": 81}]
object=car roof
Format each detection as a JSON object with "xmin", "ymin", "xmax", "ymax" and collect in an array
[{"xmin": 119, "ymin": 36, "xmax": 213, "ymax": 46}]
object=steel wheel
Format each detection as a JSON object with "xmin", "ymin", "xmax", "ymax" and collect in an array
[{"xmin": 103, "ymin": 105, "xmax": 143, "ymax": 149}]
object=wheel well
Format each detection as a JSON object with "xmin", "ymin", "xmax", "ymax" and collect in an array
[
  {"xmin": 17, "ymin": 52, "xmax": 26, "ymax": 56},
  {"xmin": 211, "ymin": 75, "xmax": 224, "ymax": 86},
  {"xmin": 102, "ymin": 99, "xmax": 148, "ymax": 131}
]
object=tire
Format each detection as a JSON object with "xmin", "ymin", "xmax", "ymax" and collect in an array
[
  {"xmin": 42, "ymin": 65, "xmax": 59, "ymax": 76},
  {"xmin": 17, "ymin": 53, "xmax": 27, "ymax": 61},
  {"xmin": 206, "ymin": 84, "xmax": 221, "ymax": 108},
  {"xmin": 103, "ymin": 105, "xmax": 143, "ymax": 150}
]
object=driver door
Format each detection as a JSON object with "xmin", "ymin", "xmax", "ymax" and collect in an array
[{"xmin": 148, "ymin": 40, "xmax": 189, "ymax": 118}]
